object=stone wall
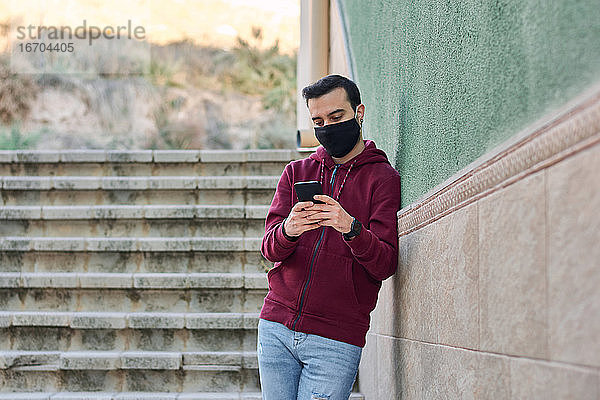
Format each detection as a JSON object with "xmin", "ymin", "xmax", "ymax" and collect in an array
[{"xmin": 358, "ymin": 88, "xmax": 600, "ymax": 399}]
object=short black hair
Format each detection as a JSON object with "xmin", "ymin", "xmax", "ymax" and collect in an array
[{"xmin": 302, "ymin": 74, "xmax": 361, "ymax": 111}]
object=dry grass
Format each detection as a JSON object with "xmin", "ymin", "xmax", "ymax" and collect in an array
[
  {"xmin": 0, "ymin": 26, "xmax": 297, "ymax": 150},
  {"xmin": 0, "ymin": 56, "xmax": 38, "ymax": 124}
]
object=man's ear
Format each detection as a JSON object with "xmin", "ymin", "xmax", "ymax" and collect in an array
[{"xmin": 355, "ymin": 104, "xmax": 365, "ymax": 123}]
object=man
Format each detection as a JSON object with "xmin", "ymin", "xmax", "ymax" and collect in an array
[{"xmin": 257, "ymin": 74, "xmax": 401, "ymax": 400}]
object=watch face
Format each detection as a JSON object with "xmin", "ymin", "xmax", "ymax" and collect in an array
[
  {"xmin": 344, "ymin": 219, "xmax": 361, "ymax": 240},
  {"xmin": 352, "ymin": 219, "xmax": 361, "ymax": 235}
]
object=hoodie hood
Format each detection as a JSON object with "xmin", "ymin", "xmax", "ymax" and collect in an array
[
  {"xmin": 309, "ymin": 139, "xmax": 391, "ymax": 170},
  {"xmin": 309, "ymin": 140, "xmax": 392, "ymax": 202}
]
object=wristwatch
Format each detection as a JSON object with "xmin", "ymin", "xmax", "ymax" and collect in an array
[{"xmin": 343, "ymin": 218, "xmax": 362, "ymax": 241}]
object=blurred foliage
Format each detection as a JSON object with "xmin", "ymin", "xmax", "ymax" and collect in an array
[
  {"xmin": 0, "ymin": 124, "xmax": 44, "ymax": 149},
  {"xmin": 148, "ymin": 58, "xmax": 183, "ymax": 88},
  {"xmin": 150, "ymin": 39, "xmax": 234, "ymax": 90},
  {"xmin": 226, "ymin": 27, "xmax": 297, "ymax": 118},
  {"xmin": 149, "ymin": 28, "xmax": 297, "ymax": 119},
  {"xmin": 0, "ymin": 24, "xmax": 297, "ymax": 150},
  {"xmin": 0, "ymin": 57, "xmax": 38, "ymax": 124},
  {"xmin": 253, "ymin": 118, "xmax": 296, "ymax": 150}
]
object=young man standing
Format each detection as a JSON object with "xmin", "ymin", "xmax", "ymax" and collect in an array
[{"xmin": 257, "ymin": 74, "xmax": 401, "ymax": 400}]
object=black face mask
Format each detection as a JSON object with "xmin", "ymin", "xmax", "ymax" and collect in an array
[{"xmin": 314, "ymin": 116, "xmax": 361, "ymax": 158}]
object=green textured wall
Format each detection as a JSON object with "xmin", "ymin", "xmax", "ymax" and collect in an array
[{"xmin": 340, "ymin": 0, "xmax": 600, "ymax": 207}]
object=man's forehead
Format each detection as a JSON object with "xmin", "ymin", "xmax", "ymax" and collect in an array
[{"xmin": 307, "ymin": 87, "xmax": 352, "ymax": 117}]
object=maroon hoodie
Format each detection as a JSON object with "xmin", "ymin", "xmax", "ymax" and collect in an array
[{"xmin": 259, "ymin": 140, "xmax": 401, "ymax": 347}]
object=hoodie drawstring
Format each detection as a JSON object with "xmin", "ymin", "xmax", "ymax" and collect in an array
[
  {"xmin": 335, "ymin": 160, "xmax": 356, "ymax": 201},
  {"xmin": 319, "ymin": 159, "xmax": 357, "ymax": 201},
  {"xmin": 319, "ymin": 161, "xmax": 325, "ymax": 189}
]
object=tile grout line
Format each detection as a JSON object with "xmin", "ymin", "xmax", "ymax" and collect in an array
[
  {"xmin": 476, "ymin": 201, "xmax": 481, "ymax": 353},
  {"xmin": 372, "ymin": 333, "xmax": 600, "ymax": 373},
  {"xmin": 544, "ymin": 168, "xmax": 550, "ymax": 362}
]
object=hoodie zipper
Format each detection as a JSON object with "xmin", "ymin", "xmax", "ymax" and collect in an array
[{"xmin": 292, "ymin": 164, "xmax": 340, "ymax": 331}]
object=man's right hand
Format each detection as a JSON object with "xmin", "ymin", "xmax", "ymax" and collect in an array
[{"xmin": 283, "ymin": 201, "xmax": 324, "ymax": 237}]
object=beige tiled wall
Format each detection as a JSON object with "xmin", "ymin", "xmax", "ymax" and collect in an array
[{"xmin": 359, "ymin": 142, "xmax": 600, "ymax": 399}]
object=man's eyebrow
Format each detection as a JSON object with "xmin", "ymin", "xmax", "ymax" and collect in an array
[{"xmin": 311, "ymin": 108, "xmax": 346, "ymax": 121}]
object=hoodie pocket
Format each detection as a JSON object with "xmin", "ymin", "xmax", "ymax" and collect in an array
[
  {"xmin": 266, "ymin": 245, "xmax": 310, "ymax": 307},
  {"xmin": 303, "ymin": 252, "xmax": 359, "ymax": 318}
]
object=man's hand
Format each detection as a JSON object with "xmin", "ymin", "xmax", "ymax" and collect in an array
[
  {"xmin": 283, "ymin": 201, "xmax": 324, "ymax": 237},
  {"xmin": 306, "ymin": 195, "xmax": 353, "ymax": 234}
]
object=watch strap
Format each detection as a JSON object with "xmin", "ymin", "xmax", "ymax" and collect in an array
[{"xmin": 343, "ymin": 218, "xmax": 362, "ymax": 241}]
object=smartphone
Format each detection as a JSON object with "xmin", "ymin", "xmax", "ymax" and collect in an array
[{"xmin": 294, "ymin": 181, "xmax": 324, "ymax": 204}]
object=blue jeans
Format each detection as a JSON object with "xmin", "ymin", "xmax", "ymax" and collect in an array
[{"xmin": 257, "ymin": 318, "xmax": 362, "ymax": 400}]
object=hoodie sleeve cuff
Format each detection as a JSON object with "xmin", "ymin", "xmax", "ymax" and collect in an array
[
  {"xmin": 275, "ymin": 218, "xmax": 299, "ymax": 248},
  {"xmin": 345, "ymin": 227, "xmax": 372, "ymax": 255}
]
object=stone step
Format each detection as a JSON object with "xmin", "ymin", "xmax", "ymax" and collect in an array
[
  {"xmin": 0, "ymin": 312, "xmax": 260, "ymax": 330},
  {"xmin": 1, "ymin": 325, "xmax": 259, "ymax": 353},
  {"xmin": 1, "ymin": 188, "xmax": 275, "ymax": 206},
  {"xmin": 0, "ymin": 175, "xmax": 278, "ymax": 206},
  {"xmin": 0, "ymin": 176, "xmax": 279, "ymax": 191},
  {"xmin": 0, "ymin": 287, "xmax": 266, "ymax": 314},
  {"xmin": 0, "ymin": 350, "xmax": 259, "ymax": 371},
  {"xmin": 0, "ymin": 250, "xmax": 270, "ymax": 274},
  {"xmin": 0, "ymin": 392, "xmax": 267, "ymax": 400},
  {"xmin": 0, "ymin": 368, "xmax": 261, "ymax": 393},
  {"xmin": 0, "ymin": 272, "xmax": 267, "ymax": 290},
  {"xmin": 1, "ymin": 220, "xmax": 265, "ymax": 239},
  {"xmin": 0, "ymin": 148, "xmax": 306, "ymax": 162},
  {"xmin": 0, "ymin": 271, "xmax": 268, "ymax": 314},
  {"xmin": 0, "ymin": 205, "xmax": 268, "ymax": 238},
  {"xmin": 0, "ymin": 205, "xmax": 269, "ymax": 220},
  {"xmin": 0, "ymin": 161, "xmax": 289, "ymax": 178},
  {"xmin": 0, "ymin": 392, "xmax": 365, "ymax": 400},
  {"xmin": 0, "ymin": 149, "xmax": 310, "ymax": 178},
  {"xmin": 0, "ymin": 149, "xmax": 306, "ymax": 164},
  {"xmin": 0, "ymin": 237, "xmax": 262, "ymax": 252}
]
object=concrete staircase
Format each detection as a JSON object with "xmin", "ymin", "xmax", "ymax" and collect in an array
[{"xmin": 0, "ymin": 150, "xmax": 364, "ymax": 400}]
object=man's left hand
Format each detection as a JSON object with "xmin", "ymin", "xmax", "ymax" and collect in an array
[{"xmin": 306, "ymin": 195, "xmax": 353, "ymax": 234}]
